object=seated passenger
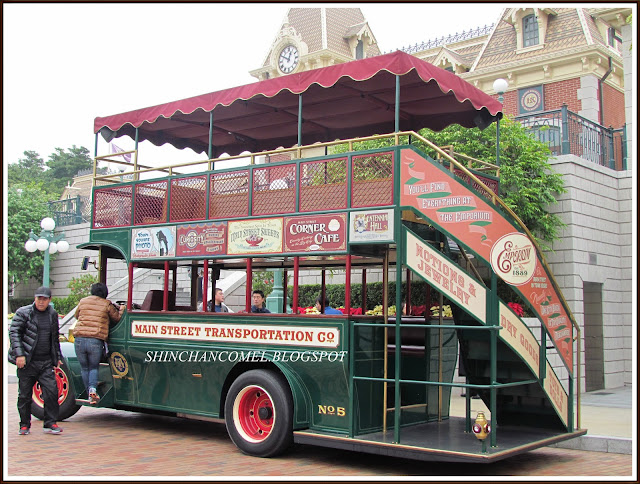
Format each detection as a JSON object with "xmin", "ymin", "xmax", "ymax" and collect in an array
[
  {"xmin": 251, "ymin": 290, "xmax": 271, "ymax": 313},
  {"xmin": 315, "ymin": 295, "xmax": 342, "ymax": 315},
  {"xmin": 207, "ymin": 288, "xmax": 232, "ymax": 313}
]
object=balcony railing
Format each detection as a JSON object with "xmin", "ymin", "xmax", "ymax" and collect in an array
[
  {"xmin": 48, "ymin": 195, "xmax": 91, "ymax": 227},
  {"xmin": 515, "ymin": 105, "xmax": 627, "ymax": 171}
]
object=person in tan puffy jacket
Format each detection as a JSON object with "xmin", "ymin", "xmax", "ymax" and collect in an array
[{"xmin": 73, "ymin": 283, "xmax": 124, "ymax": 404}]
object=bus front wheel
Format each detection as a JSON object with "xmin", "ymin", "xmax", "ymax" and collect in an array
[{"xmin": 225, "ymin": 369, "xmax": 293, "ymax": 457}]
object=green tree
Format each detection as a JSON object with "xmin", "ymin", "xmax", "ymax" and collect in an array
[
  {"xmin": 7, "ymin": 151, "xmax": 46, "ymax": 187},
  {"xmin": 419, "ymin": 118, "xmax": 566, "ymax": 248},
  {"xmin": 67, "ymin": 274, "xmax": 99, "ymax": 307},
  {"xmin": 7, "ymin": 185, "xmax": 52, "ymax": 284},
  {"xmin": 252, "ymin": 271, "xmax": 274, "ymax": 297},
  {"xmin": 44, "ymin": 145, "xmax": 93, "ymax": 197}
]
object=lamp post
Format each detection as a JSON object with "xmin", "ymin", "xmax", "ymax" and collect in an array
[
  {"xmin": 24, "ymin": 217, "xmax": 70, "ymax": 289},
  {"xmin": 492, "ymin": 78, "xmax": 508, "ymax": 167}
]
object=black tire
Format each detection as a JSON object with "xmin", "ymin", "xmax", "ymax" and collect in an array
[
  {"xmin": 31, "ymin": 365, "xmax": 81, "ymax": 421},
  {"xmin": 224, "ymin": 369, "xmax": 293, "ymax": 457}
]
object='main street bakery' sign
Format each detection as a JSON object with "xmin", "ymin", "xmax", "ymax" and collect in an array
[{"xmin": 284, "ymin": 214, "xmax": 347, "ymax": 253}]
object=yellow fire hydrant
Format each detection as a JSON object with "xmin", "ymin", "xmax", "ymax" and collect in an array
[{"xmin": 472, "ymin": 411, "xmax": 491, "ymax": 452}]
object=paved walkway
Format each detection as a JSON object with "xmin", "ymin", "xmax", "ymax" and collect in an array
[
  {"xmin": 5, "ymin": 365, "xmax": 634, "ymax": 456},
  {"xmin": 3, "ymin": 383, "xmax": 633, "ymax": 478}
]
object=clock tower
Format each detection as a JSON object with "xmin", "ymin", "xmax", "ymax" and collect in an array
[{"xmin": 250, "ymin": 8, "xmax": 380, "ymax": 80}]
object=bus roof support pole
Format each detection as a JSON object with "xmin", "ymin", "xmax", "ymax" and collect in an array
[
  {"xmin": 127, "ymin": 262, "xmax": 134, "ymax": 311},
  {"xmin": 190, "ymin": 262, "xmax": 199, "ymax": 309},
  {"xmin": 163, "ymin": 261, "xmax": 170, "ymax": 311},
  {"xmin": 406, "ymin": 268, "xmax": 411, "ymax": 314},
  {"xmin": 172, "ymin": 266, "xmax": 177, "ymax": 295},
  {"xmin": 99, "ymin": 247, "xmax": 107, "ymax": 285},
  {"xmin": 208, "ymin": 111, "xmax": 214, "ymax": 162},
  {"xmin": 134, "ymin": 128, "xmax": 140, "ymax": 181},
  {"xmin": 320, "ymin": 269, "xmax": 326, "ymax": 314},
  {"xmin": 246, "ymin": 258, "xmax": 253, "ymax": 312},
  {"xmin": 298, "ymin": 94, "xmax": 303, "ymax": 150},
  {"xmin": 395, "ymin": 75, "xmax": 400, "ymax": 133},
  {"xmin": 283, "ymin": 268, "xmax": 288, "ymax": 314},
  {"xmin": 203, "ymin": 259, "xmax": 209, "ymax": 312},
  {"xmin": 361, "ymin": 269, "xmax": 367, "ymax": 313},
  {"xmin": 293, "ymin": 257, "xmax": 300, "ymax": 313},
  {"xmin": 345, "ymin": 255, "xmax": 352, "ymax": 314}
]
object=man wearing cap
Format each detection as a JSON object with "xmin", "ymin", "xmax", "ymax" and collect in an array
[{"xmin": 8, "ymin": 287, "xmax": 64, "ymax": 435}]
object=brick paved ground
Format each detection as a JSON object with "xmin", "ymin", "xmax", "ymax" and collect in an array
[{"xmin": 4, "ymin": 383, "xmax": 633, "ymax": 478}]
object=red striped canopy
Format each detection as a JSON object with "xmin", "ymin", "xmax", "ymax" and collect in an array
[{"xmin": 94, "ymin": 51, "xmax": 502, "ymax": 157}]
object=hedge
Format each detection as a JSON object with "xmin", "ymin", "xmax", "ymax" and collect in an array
[{"xmin": 286, "ymin": 280, "xmax": 445, "ymax": 310}]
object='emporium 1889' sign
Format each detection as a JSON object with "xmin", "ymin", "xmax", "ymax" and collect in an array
[{"xmin": 490, "ymin": 233, "xmax": 537, "ymax": 285}]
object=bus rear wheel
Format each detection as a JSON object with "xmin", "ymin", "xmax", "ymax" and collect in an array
[
  {"xmin": 225, "ymin": 369, "xmax": 293, "ymax": 457},
  {"xmin": 31, "ymin": 365, "xmax": 81, "ymax": 421}
]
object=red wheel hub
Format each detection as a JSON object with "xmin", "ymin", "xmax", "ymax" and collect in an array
[
  {"xmin": 234, "ymin": 385, "xmax": 274, "ymax": 443},
  {"xmin": 32, "ymin": 367, "xmax": 70, "ymax": 407}
]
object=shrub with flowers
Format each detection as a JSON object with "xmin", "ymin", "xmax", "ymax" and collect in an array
[{"xmin": 507, "ymin": 302, "xmax": 525, "ymax": 317}]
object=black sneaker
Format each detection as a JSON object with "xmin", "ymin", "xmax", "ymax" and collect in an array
[
  {"xmin": 43, "ymin": 424, "xmax": 63, "ymax": 434},
  {"xmin": 18, "ymin": 426, "xmax": 30, "ymax": 435}
]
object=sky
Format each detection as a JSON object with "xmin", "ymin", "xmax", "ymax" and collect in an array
[{"xmin": 3, "ymin": 2, "xmax": 505, "ymax": 167}]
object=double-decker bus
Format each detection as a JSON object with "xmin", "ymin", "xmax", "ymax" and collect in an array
[{"xmin": 39, "ymin": 51, "xmax": 585, "ymax": 462}]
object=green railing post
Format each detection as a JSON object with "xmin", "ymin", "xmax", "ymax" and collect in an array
[
  {"xmin": 561, "ymin": 104, "xmax": 570, "ymax": 155},
  {"xmin": 622, "ymin": 124, "xmax": 627, "ymax": 170},
  {"xmin": 608, "ymin": 126, "xmax": 615, "ymax": 169},
  {"xmin": 76, "ymin": 195, "xmax": 82, "ymax": 224}
]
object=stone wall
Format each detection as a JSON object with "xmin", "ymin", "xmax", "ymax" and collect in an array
[{"xmin": 545, "ymin": 155, "xmax": 632, "ymax": 388}]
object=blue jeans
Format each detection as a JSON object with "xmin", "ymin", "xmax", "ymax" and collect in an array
[{"xmin": 74, "ymin": 337, "xmax": 103, "ymax": 393}]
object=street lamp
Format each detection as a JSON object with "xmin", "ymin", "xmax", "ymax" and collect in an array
[
  {"xmin": 493, "ymin": 78, "xmax": 508, "ymax": 167},
  {"xmin": 24, "ymin": 217, "xmax": 69, "ymax": 288}
]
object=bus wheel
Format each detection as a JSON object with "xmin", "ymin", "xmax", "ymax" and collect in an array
[
  {"xmin": 225, "ymin": 369, "xmax": 293, "ymax": 457},
  {"xmin": 31, "ymin": 365, "xmax": 81, "ymax": 421}
]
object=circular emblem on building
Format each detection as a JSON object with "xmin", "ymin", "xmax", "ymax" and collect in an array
[
  {"xmin": 490, "ymin": 232, "xmax": 537, "ymax": 286},
  {"xmin": 520, "ymin": 88, "xmax": 542, "ymax": 112},
  {"xmin": 110, "ymin": 351, "xmax": 129, "ymax": 377}
]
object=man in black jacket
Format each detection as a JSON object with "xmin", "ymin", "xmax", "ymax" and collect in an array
[{"xmin": 8, "ymin": 287, "xmax": 63, "ymax": 435}]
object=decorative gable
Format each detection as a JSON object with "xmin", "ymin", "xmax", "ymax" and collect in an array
[
  {"xmin": 433, "ymin": 46, "xmax": 470, "ymax": 74},
  {"xmin": 343, "ymin": 22, "xmax": 377, "ymax": 60}
]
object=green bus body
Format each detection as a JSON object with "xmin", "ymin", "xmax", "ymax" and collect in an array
[{"xmin": 43, "ymin": 52, "xmax": 584, "ymax": 462}]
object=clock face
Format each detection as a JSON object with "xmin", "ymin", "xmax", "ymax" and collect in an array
[{"xmin": 278, "ymin": 45, "xmax": 299, "ymax": 74}]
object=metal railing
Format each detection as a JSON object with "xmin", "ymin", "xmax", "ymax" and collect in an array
[
  {"xmin": 391, "ymin": 24, "xmax": 494, "ymax": 54},
  {"xmin": 515, "ymin": 105, "xmax": 627, "ymax": 171},
  {"xmin": 48, "ymin": 195, "xmax": 91, "ymax": 227}
]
